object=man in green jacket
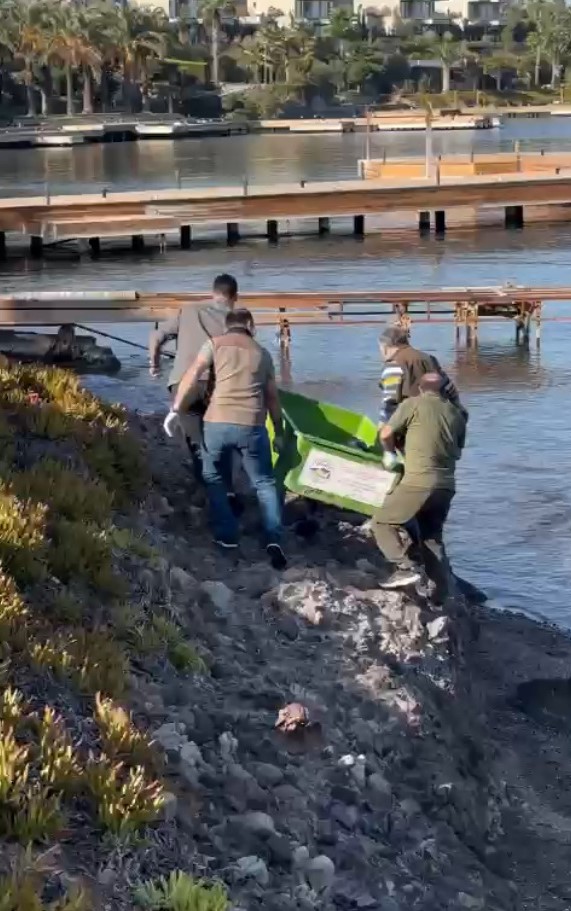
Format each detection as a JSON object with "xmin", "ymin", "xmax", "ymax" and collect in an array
[{"xmin": 373, "ymin": 372, "xmax": 467, "ymax": 596}]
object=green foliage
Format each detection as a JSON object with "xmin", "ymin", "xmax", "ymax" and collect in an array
[
  {"xmin": 5, "ymin": 784, "xmax": 64, "ymax": 844},
  {"xmin": 0, "ymin": 570, "xmax": 28, "ymax": 640},
  {"xmin": 85, "ymin": 755, "xmax": 164, "ymax": 836},
  {"xmin": 29, "ymin": 629, "xmax": 129, "ymax": 698},
  {"xmin": 12, "ymin": 460, "xmax": 114, "ymax": 524},
  {"xmin": 134, "ymin": 871, "xmax": 230, "ymax": 911},
  {"xmin": 0, "ymin": 687, "xmax": 25, "ymax": 731},
  {"xmin": 149, "ymin": 616, "xmax": 208, "ymax": 674},
  {"xmin": 0, "ymin": 489, "xmax": 46, "ymax": 584},
  {"xmin": 94, "ymin": 693, "xmax": 160, "ymax": 772},
  {"xmin": 0, "ymin": 722, "xmax": 29, "ymax": 803},
  {"xmin": 105, "ymin": 525, "xmax": 157, "ymax": 559},
  {"xmin": 48, "ymin": 519, "xmax": 123, "ymax": 595},
  {"xmin": 37, "ymin": 708, "xmax": 81, "ymax": 791},
  {"xmin": 83, "ymin": 429, "xmax": 147, "ymax": 504},
  {"xmin": 0, "ymin": 856, "xmax": 87, "ymax": 911}
]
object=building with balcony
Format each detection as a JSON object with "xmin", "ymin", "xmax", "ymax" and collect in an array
[{"xmin": 248, "ymin": 0, "xmax": 352, "ymax": 24}]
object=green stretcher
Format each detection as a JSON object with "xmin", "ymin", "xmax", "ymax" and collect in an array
[{"xmin": 267, "ymin": 389, "xmax": 398, "ymax": 517}]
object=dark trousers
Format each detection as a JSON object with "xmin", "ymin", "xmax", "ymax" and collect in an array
[
  {"xmin": 373, "ymin": 484, "xmax": 454, "ymax": 597},
  {"xmin": 169, "ymin": 381, "xmax": 207, "ymax": 484}
]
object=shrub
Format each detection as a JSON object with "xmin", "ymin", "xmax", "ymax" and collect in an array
[
  {"xmin": 37, "ymin": 708, "xmax": 81, "ymax": 791},
  {"xmin": 0, "ymin": 571, "xmax": 28, "ymax": 646},
  {"xmin": 85, "ymin": 756, "xmax": 164, "ymax": 837},
  {"xmin": 0, "ymin": 490, "xmax": 46, "ymax": 584},
  {"xmin": 134, "ymin": 871, "xmax": 230, "ymax": 911},
  {"xmin": 29, "ymin": 630, "xmax": 129, "ymax": 698},
  {"xmin": 48, "ymin": 520, "xmax": 123, "ymax": 595},
  {"xmin": 0, "ymin": 855, "xmax": 87, "ymax": 910},
  {"xmin": 94, "ymin": 694, "xmax": 160, "ymax": 772},
  {"xmin": 12, "ymin": 461, "xmax": 114, "ymax": 525},
  {"xmin": 0, "ymin": 722, "xmax": 29, "ymax": 803},
  {"xmin": 151, "ymin": 617, "xmax": 208, "ymax": 675},
  {"xmin": 105, "ymin": 526, "xmax": 157, "ymax": 560},
  {"xmin": 5, "ymin": 784, "xmax": 64, "ymax": 844},
  {"xmin": 0, "ymin": 687, "xmax": 25, "ymax": 731}
]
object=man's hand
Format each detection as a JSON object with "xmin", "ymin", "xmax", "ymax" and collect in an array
[
  {"xmin": 382, "ymin": 450, "xmax": 400, "ymax": 471},
  {"xmin": 163, "ymin": 409, "xmax": 179, "ymax": 438},
  {"xmin": 149, "ymin": 363, "xmax": 161, "ymax": 378},
  {"xmin": 273, "ymin": 434, "xmax": 285, "ymax": 454}
]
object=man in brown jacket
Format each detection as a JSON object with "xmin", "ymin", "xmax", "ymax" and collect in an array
[
  {"xmin": 378, "ymin": 326, "xmax": 465, "ymax": 426},
  {"xmin": 164, "ymin": 309, "xmax": 286, "ymax": 569}
]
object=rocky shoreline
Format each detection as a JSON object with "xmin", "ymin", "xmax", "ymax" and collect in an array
[
  {"xmin": 127, "ymin": 416, "xmax": 571, "ymax": 911},
  {"xmin": 1, "ymin": 378, "xmax": 571, "ymax": 911}
]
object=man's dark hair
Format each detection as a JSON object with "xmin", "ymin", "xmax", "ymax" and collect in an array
[
  {"xmin": 213, "ymin": 273, "xmax": 238, "ymax": 300},
  {"xmin": 226, "ymin": 308, "xmax": 254, "ymax": 332}
]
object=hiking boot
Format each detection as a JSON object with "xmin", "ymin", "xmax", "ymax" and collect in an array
[
  {"xmin": 380, "ymin": 566, "xmax": 422, "ymax": 590},
  {"xmin": 267, "ymin": 543, "xmax": 287, "ymax": 570}
]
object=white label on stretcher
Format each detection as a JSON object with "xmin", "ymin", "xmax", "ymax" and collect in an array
[{"xmin": 298, "ymin": 448, "xmax": 395, "ymax": 508}]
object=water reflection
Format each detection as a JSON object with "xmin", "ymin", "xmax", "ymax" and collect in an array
[{"xmin": 451, "ymin": 341, "xmax": 546, "ymax": 392}]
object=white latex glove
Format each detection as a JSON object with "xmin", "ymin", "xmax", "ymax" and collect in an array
[
  {"xmin": 163, "ymin": 409, "xmax": 180, "ymax": 438},
  {"xmin": 149, "ymin": 363, "xmax": 161, "ymax": 378},
  {"xmin": 382, "ymin": 450, "xmax": 400, "ymax": 471}
]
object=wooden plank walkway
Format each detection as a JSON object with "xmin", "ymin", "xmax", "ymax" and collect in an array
[{"xmin": 4, "ymin": 171, "xmax": 571, "ymax": 246}]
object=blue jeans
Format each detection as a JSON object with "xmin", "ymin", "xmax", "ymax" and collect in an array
[{"xmin": 201, "ymin": 422, "xmax": 282, "ymax": 545}]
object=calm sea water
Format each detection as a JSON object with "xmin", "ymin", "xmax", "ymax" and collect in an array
[{"xmin": 1, "ymin": 117, "xmax": 571, "ymax": 625}]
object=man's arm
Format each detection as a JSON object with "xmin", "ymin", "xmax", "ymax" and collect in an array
[
  {"xmin": 378, "ymin": 363, "xmax": 404, "ymax": 424},
  {"xmin": 172, "ymin": 342, "xmax": 213, "ymax": 412},
  {"xmin": 430, "ymin": 354, "xmax": 467, "ymax": 417},
  {"xmin": 380, "ymin": 399, "xmax": 413, "ymax": 451},
  {"xmin": 265, "ymin": 375, "xmax": 283, "ymax": 436},
  {"xmin": 149, "ymin": 313, "xmax": 180, "ymax": 373}
]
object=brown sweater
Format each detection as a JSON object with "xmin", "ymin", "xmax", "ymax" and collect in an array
[{"xmin": 201, "ymin": 329, "xmax": 275, "ymax": 426}]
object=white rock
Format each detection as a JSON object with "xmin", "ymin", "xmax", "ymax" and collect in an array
[
  {"xmin": 219, "ymin": 731, "xmax": 239, "ymax": 763},
  {"xmin": 292, "ymin": 846, "xmax": 310, "ymax": 871},
  {"xmin": 169, "ymin": 566, "xmax": 195, "ymax": 591},
  {"xmin": 201, "ymin": 580, "xmax": 235, "ymax": 613},
  {"xmin": 235, "ymin": 856, "xmax": 269, "ymax": 886},
  {"xmin": 458, "ymin": 894, "xmax": 484, "ymax": 910},
  {"xmin": 159, "ymin": 791, "xmax": 178, "ymax": 822},
  {"xmin": 368, "ymin": 772, "xmax": 393, "ymax": 799},
  {"xmin": 351, "ymin": 755, "xmax": 367, "ymax": 788},
  {"xmin": 180, "ymin": 741, "xmax": 203, "ymax": 768},
  {"xmin": 427, "ymin": 616, "xmax": 449, "ymax": 640},
  {"xmin": 304, "ymin": 855, "xmax": 335, "ymax": 894},
  {"xmin": 238, "ymin": 812, "xmax": 276, "ymax": 836},
  {"xmin": 153, "ymin": 722, "xmax": 186, "ymax": 752},
  {"xmin": 338, "ymin": 754, "xmax": 356, "ymax": 768}
]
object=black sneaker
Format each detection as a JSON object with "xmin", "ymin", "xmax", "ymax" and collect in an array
[
  {"xmin": 380, "ymin": 567, "xmax": 422, "ymax": 589},
  {"xmin": 267, "ymin": 543, "xmax": 287, "ymax": 570}
]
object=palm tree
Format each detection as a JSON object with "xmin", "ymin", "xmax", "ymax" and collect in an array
[
  {"xmin": 406, "ymin": 32, "xmax": 463, "ymax": 94},
  {"xmin": 111, "ymin": 6, "xmax": 167, "ymax": 112},
  {"xmin": 48, "ymin": 19, "xmax": 101, "ymax": 116},
  {"xmin": 199, "ymin": 0, "xmax": 234, "ymax": 86}
]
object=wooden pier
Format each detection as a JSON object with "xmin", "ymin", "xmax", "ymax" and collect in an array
[
  {"xmin": 5, "ymin": 168, "xmax": 571, "ymax": 254},
  {"xmin": 3, "ymin": 286, "xmax": 571, "ymax": 346}
]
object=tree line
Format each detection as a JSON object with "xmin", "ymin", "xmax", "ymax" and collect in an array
[{"xmin": 0, "ymin": 0, "xmax": 570, "ymax": 118}]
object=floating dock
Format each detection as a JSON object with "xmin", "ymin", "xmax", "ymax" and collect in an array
[{"xmin": 2, "ymin": 286, "xmax": 571, "ymax": 346}]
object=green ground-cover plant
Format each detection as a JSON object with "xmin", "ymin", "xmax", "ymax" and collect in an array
[{"xmin": 134, "ymin": 871, "xmax": 230, "ymax": 911}]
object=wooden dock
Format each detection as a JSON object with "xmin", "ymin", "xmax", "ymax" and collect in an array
[
  {"xmin": 4, "ymin": 285, "xmax": 571, "ymax": 346},
  {"xmin": 5, "ymin": 168, "xmax": 571, "ymax": 254}
]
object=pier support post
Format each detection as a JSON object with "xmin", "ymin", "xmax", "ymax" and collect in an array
[
  {"xmin": 505, "ymin": 205, "xmax": 524, "ymax": 229},
  {"xmin": 434, "ymin": 210, "xmax": 446, "ymax": 235},
  {"xmin": 0, "ymin": 232, "xmax": 6, "ymax": 259},
  {"xmin": 131, "ymin": 234, "xmax": 145, "ymax": 252},
  {"xmin": 318, "ymin": 217, "xmax": 330, "ymax": 236},
  {"xmin": 30, "ymin": 236, "xmax": 43, "ymax": 258},
  {"xmin": 353, "ymin": 214, "xmax": 365, "ymax": 237},
  {"xmin": 227, "ymin": 222, "xmax": 240, "ymax": 245},
  {"xmin": 267, "ymin": 219, "xmax": 279, "ymax": 244},
  {"xmin": 88, "ymin": 237, "xmax": 101, "ymax": 256},
  {"xmin": 418, "ymin": 211, "xmax": 430, "ymax": 234},
  {"xmin": 180, "ymin": 225, "xmax": 192, "ymax": 250}
]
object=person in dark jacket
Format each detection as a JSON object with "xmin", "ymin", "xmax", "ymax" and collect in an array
[
  {"xmin": 149, "ymin": 274, "xmax": 238, "ymax": 480},
  {"xmin": 378, "ymin": 326, "xmax": 465, "ymax": 425}
]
